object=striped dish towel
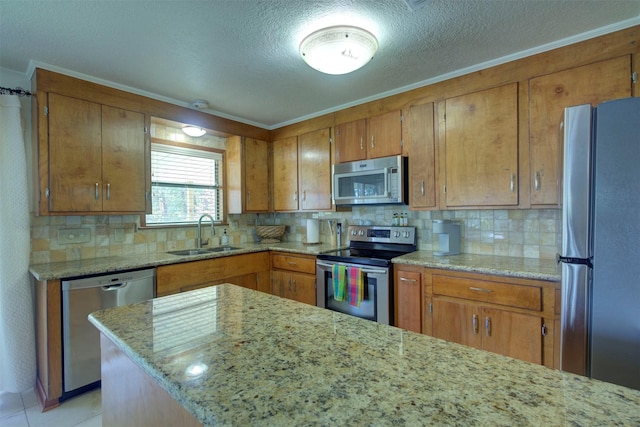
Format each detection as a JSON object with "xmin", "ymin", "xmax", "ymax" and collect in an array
[
  {"xmin": 332, "ymin": 264, "xmax": 347, "ymax": 301},
  {"xmin": 347, "ymin": 267, "xmax": 364, "ymax": 307}
]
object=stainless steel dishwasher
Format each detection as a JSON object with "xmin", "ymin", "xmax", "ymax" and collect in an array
[{"xmin": 62, "ymin": 268, "xmax": 155, "ymax": 397}]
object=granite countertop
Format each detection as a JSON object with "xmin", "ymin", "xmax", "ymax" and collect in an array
[
  {"xmin": 89, "ymin": 284, "xmax": 640, "ymax": 426},
  {"xmin": 29, "ymin": 242, "xmax": 345, "ymax": 281},
  {"xmin": 393, "ymin": 251, "xmax": 561, "ymax": 282}
]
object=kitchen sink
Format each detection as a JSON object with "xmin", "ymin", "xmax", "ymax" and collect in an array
[
  {"xmin": 206, "ymin": 246, "xmax": 240, "ymax": 252},
  {"xmin": 167, "ymin": 249, "xmax": 211, "ymax": 256}
]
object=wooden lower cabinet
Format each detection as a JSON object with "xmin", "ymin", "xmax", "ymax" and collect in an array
[
  {"xmin": 432, "ymin": 299, "xmax": 543, "ymax": 364},
  {"xmin": 270, "ymin": 252, "xmax": 317, "ymax": 305},
  {"xmin": 395, "ymin": 264, "xmax": 559, "ymax": 368},
  {"xmin": 157, "ymin": 252, "xmax": 270, "ymax": 297}
]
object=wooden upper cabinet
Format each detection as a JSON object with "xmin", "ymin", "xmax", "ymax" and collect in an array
[
  {"xmin": 101, "ymin": 105, "xmax": 146, "ymax": 212},
  {"xmin": 298, "ymin": 127, "xmax": 332, "ymax": 211},
  {"xmin": 443, "ymin": 83, "xmax": 519, "ymax": 207},
  {"xmin": 405, "ymin": 102, "xmax": 437, "ymax": 210},
  {"xmin": 367, "ymin": 110, "xmax": 403, "ymax": 159},
  {"xmin": 226, "ymin": 136, "xmax": 270, "ymax": 214},
  {"xmin": 244, "ymin": 138, "xmax": 270, "ymax": 212},
  {"xmin": 272, "ymin": 136, "xmax": 299, "ymax": 211},
  {"xmin": 46, "ymin": 93, "xmax": 146, "ymax": 214},
  {"xmin": 334, "ymin": 119, "xmax": 366, "ymax": 163},
  {"xmin": 333, "ymin": 111, "xmax": 402, "ymax": 163},
  {"xmin": 528, "ymin": 55, "xmax": 632, "ymax": 206}
]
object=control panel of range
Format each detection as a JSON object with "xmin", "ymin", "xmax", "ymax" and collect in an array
[{"xmin": 348, "ymin": 225, "xmax": 416, "ymax": 245}]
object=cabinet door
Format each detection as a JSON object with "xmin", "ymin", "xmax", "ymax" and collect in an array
[
  {"xmin": 272, "ymin": 136, "xmax": 298, "ymax": 211},
  {"xmin": 367, "ymin": 110, "xmax": 402, "ymax": 159},
  {"xmin": 395, "ymin": 270, "xmax": 422, "ymax": 333},
  {"xmin": 271, "ymin": 270, "xmax": 286, "ymax": 297},
  {"xmin": 289, "ymin": 272, "xmax": 317, "ymax": 306},
  {"xmin": 101, "ymin": 105, "xmax": 146, "ymax": 212},
  {"xmin": 444, "ymin": 83, "xmax": 519, "ymax": 207},
  {"xmin": 481, "ymin": 308, "xmax": 542, "ymax": 364},
  {"xmin": 432, "ymin": 299, "xmax": 482, "ymax": 349},
  {"xmin": 334, "ymin": 119, "xmax": 367, "ymax": 163},
  {"xmin": 48, "ymin": 93, "xmax": 103, "ymax": 212},
  {"xmin": 529, "ymin": 56, "xmax": 631, "ymax": 206},
  {"xmin": 298, "ymin": 128, "xmax": 332, "ymax": 211},
  {"xmin": 244, "ymin": 137, "xmax": 270, "ymax": 212},
  {"xmin": 406, "ymin": 102, "xmax": 436, "ymax": 209}
]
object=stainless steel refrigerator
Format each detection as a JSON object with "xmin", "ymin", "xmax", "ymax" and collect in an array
[{"xmin": 559, "ymin": 97, "xmax": 640, "ymax": 391}]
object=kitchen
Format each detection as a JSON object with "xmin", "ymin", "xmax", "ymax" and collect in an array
[{"xmin": 1, "ymin": 1, "xmax": 640, "ymax": 425}]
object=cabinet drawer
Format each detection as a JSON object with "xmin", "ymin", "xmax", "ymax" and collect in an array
[
  {"xmin": 271, "ymin": 253, "xmax": 316, "ymax": 274},
  {"xmin": 432, "ymin": 274, "xmax": 541, "ymax": 311}
]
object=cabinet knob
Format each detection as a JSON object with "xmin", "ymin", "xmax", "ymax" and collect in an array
[
  {"xmin": 534, "ymin": 171, "xmax": 540, "ymax": 191},
  {"xmin": 106, "ymin": 183, "xmax": 111, "ymax": 200},
  {"xmin": 510, "ymin": 174, "xmax": 515, "ymax": 192},
  {"xmin": 95, "ymin": 183, "xmax": 99, "ymax": 200},
  {"xmin": 485, "ymin": 316, "xmax": 491, "ymax": 337},
  {"xmin": 371, "ymin": 135, "xmax": 375, "ymax": 149},
  {"xmin": 473, "ymin": 314, "xmax": 479, "ymax": 334}
]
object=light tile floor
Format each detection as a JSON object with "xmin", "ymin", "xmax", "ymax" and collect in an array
[{"xmin": 0, "ymin": 388, "xmax": 102, "ymax": 427}]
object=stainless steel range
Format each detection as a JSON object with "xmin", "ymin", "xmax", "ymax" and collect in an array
[{"xmin": 316, "ymin": 225, "xmax": 416, "ymax": 324}]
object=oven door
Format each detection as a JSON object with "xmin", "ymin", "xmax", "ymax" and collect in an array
[{"xmin": 316, "ymin": 260, "xmax": 390, "ymax": 324}]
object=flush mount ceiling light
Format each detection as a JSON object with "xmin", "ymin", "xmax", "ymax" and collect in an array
[
  {"xmin": 182, "ymin": 126, "xmax": 207, "ymax": 137},
  {"xmin": 300, "ymin": 25, "xmax": 378, "ymax": 75}
]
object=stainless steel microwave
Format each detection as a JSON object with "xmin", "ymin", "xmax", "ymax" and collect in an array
[{"xmin": 332, "ymin": 155, "xmax": 408, "ymax": 206}]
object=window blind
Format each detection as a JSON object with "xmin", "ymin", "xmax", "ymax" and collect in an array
[{"xmin": 146, "ymin": 143, "xmax": 223, "ymax": 225}]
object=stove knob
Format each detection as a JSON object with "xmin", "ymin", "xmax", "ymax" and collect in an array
[
  {"xmin": 404, "ymin": 231, "xmax": 410, "ymax": 238},
  {"xmin": 394, "ymin": 231, "xmax": 400, "ymax": 237},
  {"xmin": 359, "ymin": 230, "xmax": 365, "ymax": 236},
  {"xmin": 351, "ymin": 230, "xmax": 357, "ymax": 236}
]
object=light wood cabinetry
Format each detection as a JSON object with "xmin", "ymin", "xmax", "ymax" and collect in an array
[
  {"xmin": 405, "ymin": 102, "xmax": 437, "ymax": 209},
  {"xmin": 227, "ymin": 136, "xmax": 270, "ymax": 213},
  {"xmin": 334, "ymin": 119, "xmax": 367, "ymax": 163},
  {"xmin": 394, "ymin": 267, "xmax": 423, "ymax": 333},
  {"xmin": 394, "ymin": 264, "xmax": 559, "ymax": 368},
  {"xmin": 333, "ymin": 111, "xmax": 402, "ymax": 163},
  {"xmin": 270, "ymin": 252, "xmax": 317, "ymax": 305},
  {"xmin": 272, "ymin": 128, "xmax": 331, "ymax": 212},
  {"xmin": 42, "ymin": 93, "xmax": 147, "ymax": 214},
  {"xmin": 441, "ymin": 83, "xmax": 519, "ymax": 208},
  {"xmin": 156, "ymin": 252, "xmax": 270, "ymax": 297},
  {"xmin": 528, "ymin": 55, "xmax": 632, "ymax": 206}
]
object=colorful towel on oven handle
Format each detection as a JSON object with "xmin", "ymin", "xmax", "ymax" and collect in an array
[
  {"xmin": 347, "ymin": 266, "xmax": 364, "ymax": 307},
  {"xmin": 332, "ymin": 264, "xmax": 347, "ymax": 301}
]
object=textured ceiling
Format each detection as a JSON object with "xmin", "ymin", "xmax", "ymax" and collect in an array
[{"xmin": 1, "ymin": 1, "xmax": 639, "ymax": 129}]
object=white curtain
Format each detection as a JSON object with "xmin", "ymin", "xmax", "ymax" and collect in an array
[{"xmin": 0, "ymin": 94, "xmax": 36, "ymax": 393}]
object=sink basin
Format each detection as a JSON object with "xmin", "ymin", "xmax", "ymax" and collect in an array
[
  {"xmin": 167, "ymin": 249, "xmax": 211, "ymax": 256},
  {"xmin": 206, "ymin": 246, "xmax": 241, "ymax": 252}
]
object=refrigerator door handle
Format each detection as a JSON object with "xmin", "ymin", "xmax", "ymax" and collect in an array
[{"xmin": 557, "ymin": 254, "xmax": 592, "ymax": 268}]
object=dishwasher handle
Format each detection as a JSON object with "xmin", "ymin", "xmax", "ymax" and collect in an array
[{"xmin": 101, "ymin": 282, "xmax": 128, "ymax": 291}]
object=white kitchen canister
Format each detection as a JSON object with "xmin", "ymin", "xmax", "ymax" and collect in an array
[{"xmin": 306, "ymin": 219, "xmax": 320, "ymax": 244}]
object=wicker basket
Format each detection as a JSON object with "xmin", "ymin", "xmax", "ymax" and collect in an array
[{"xmin": 255, "ymin": 225, "xmax": 286, "ymax": 243}]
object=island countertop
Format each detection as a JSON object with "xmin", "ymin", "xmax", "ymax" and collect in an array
[{"xmin": 89, "ymin": 284, "xmax": 639, "ymax": 426}]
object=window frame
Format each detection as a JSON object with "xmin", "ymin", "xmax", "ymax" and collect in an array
[{"xmin": 141, "ymin": 138, "xmax": 226, "ymax": 228}]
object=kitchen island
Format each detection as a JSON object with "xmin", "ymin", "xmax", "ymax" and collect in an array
[{"xmin": 88, "ymin": 284, "xmax": 640, "ymax": 426}]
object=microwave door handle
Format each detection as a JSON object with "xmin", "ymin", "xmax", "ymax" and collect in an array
[{"xmin": 385, "ymin": 168, "xmax": 391, "ymax": 197}]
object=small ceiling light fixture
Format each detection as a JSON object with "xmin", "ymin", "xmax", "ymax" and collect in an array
[
  {"xmin": 182, "ymin": 126, "xmax": 207, "ymax": 137},
  {"xmin": 300, "ymin": 25, "xmax": 378, "ymax": 75}
]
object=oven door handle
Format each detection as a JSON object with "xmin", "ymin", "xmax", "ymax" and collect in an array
[{"xmin": 316, "ymin": 262, "xmax": 388, "ymax": 275}]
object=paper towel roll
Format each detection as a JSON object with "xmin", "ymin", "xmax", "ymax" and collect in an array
[{"xmin": 306, "ymin": 219, "xmax": 320, "ymax": 244}]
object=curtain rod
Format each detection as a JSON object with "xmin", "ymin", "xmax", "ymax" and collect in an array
[{"xmin": 0, "ymin": 87, "xmax": 33, "ymax": 97}]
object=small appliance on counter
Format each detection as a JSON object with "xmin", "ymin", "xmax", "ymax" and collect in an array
[{"xmin": 432, "ymin": 220, "xmax": 461, "ymax": 256}]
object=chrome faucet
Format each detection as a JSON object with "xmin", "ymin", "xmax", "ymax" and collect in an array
[{"xmin": 197, "ymin": 214, "xmax": 215, "ymax": 248}]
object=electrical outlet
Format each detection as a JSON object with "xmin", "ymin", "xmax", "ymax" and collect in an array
[{"xmin": 58, "ymin": 228, "xmax": 91, "ymax": 245}]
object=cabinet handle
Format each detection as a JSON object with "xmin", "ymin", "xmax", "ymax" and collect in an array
[
  {"xmin": 534, "ymin": 171, "xmax": 540, "ymax": 191},
  {"xmin": 399, "ymin": 277, "xmax": 417, "ymax": 283},
  {"xmin": 421, "ymin": 179, "xmax": 425, "ymax": 196},
  {"xmin": 510, "ymin": 174, "xmax": 515, "ymax": 192},
  {"xmin": 247, "ymin": 191, "xmax": 251, "ymax": 203},
  {"xmin": 303, "ymin": 190, "xmax": 306, "ymax": 201},
  {"xmin": 106, "ymin": 183, "xmax": 111, "ymax": 200},
  {"xmin": 294, "ymin": 191, "xmax": 297, "ymax": 201},
  {"xmin": 485, "ymin": 317, "xmax": 491, "ymax": 337},
  {"xmin": 360, "ymin": 136, "xmax": 363, "ymax": 150},
  {"xmin": 472, "ymin": 314, "xmax": 478, "ymax": 334},
  {"xmin": 469, "ymin": 287, "xmax": 493, "ymax": 293},
  {"xmin": 371, "ymin": 135, "xmax": 375, "ymax": 149},
  {"xmin": 95, "ymin": 183, "xmax": 99, "ymax": 200},
  {"xmin": 292, "ymin": 279, "xmax": 297, "ymax": 293},
  {"xmin": 287, "ymin": 261, "xmax": 297, "ymax": 266}
]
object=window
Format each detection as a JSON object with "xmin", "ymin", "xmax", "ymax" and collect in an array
[{"xmin": 145, "ymin": 141, "xmax": 224, "ymax": 226}]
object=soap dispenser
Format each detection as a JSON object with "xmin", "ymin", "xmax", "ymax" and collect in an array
[{"xmin": 221, "ymin": 229, "xmax": 229, "ymax": 246}]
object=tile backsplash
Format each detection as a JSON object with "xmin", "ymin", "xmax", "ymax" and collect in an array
[{"xmin": 29, "ymin": 207, "xmax": 560, "ymax": 264}]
